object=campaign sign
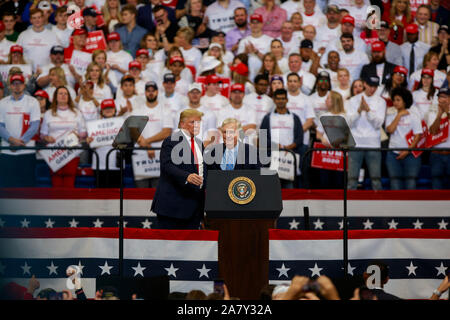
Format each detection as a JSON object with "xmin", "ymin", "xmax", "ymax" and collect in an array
[
  {"xmin": 426, "ymin": 117, "xmax": 449, "ymax": 148},
  {"xmin": 39, "ymin": 131, "xmax": 83, "ymax": 172},
  {"xmin": 311, "ymin": 142, "xmax": 346, "ymax": 171},
  {"xmin": 269, "ymin": 150, "xmax": 300, "ymax": 181},
  {"xmin": 85, "ymin": 30, "xmax": 107, "ymax": 53},
  {"xmin": 132, "ymin": 149, "xmax": 161, "ymax": 178},
  {"xmin": 86, "ymin": 117, "xmax": 124, "ymax": 148},
  {"xmin": 70, "ymin": 50, "xmax": 92, "ymax": 75},
  {"xmin": 405, "ymin": 120, "xmax": 428, "ymax": 158}
]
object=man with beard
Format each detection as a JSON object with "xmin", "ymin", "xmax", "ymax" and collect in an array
[
  {"xmin": 377, "ymin": 20, "xmax": 403, "ymax": 66},
  {"xmin": 333, "ymin": 33, "xmax": 369, "ymax": 82},
  {"xmin": 225, "ymin": 7, "xmax": 251, "ymax": 53},
  {"xmin": 132, "ymin": 81, "xmax": 173, "ymax": 188},
  {"xmin": 360, "ymin": 41, "xmax": 396, "ymax": 85}
]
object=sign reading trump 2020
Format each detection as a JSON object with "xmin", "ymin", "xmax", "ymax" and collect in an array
[
  {"xmin": 132, "ymin": 149, "xmax": 161, "ymax": 178},
  {"xmin": 39, "ymin": 131, "xmax": 83, "ymax": 172},
  {"xmin": 311, "ymin": 142, "xmax": 346, "ymax": 171},
  {"xmin": 86, "ymin": 118, "xmax": 124, "ymax": 148}
]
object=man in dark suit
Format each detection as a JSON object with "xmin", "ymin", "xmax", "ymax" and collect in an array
[
  {"xmin": 151, "ymin": 109, "xmax": 206, "ymax": 229},
  {"xmin": 205, "ymin": 118, "xmax": 261, "ymax": 171},
  {"xmin": 360, "ymin": 41, "xmax": 397, "ymax": 85},
  {"xmin": 363, "ymin": 260, "xmax": 402, "ymax": 300}
]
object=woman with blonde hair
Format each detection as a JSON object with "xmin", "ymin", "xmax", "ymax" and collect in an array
[
  {"xmin": 102, "ymin": 0, "xmax": 122, "ymax": 33},
  {"xmin": 91, "ymin": 49, "xmax": 118, "ymax": 92},
  {"xmin": 315, "ymin": 90, "xmax": 348, "ymax": 188},
  {"xmin": 334, "ymin": 68, "xmax": 351, "ymax": 100},
  {"xmin": 45, "ymin": 67, "xmax": 77, "ymax": 102},
  {"xmin": 259, "ymin": 52, "xmax": 283, "ymax": 81},
  {"xmin": 382, "ymin": 0, "xmax": 412, "ymax": 45},
  {"xmin": 85, "ymin": 62, "xmax": 113, "ymax": 101}
]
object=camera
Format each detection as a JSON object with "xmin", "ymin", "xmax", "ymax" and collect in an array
[{"xmin": 302, "ymin": 280, "xmax": 321, "ymax": 295}]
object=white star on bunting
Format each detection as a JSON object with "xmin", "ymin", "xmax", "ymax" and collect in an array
[
  {"xmin": 47, "ymin": 261, "xmax": 58, "ymax": 275},
  {"xmin": 69, "ymin": 218, "xmax": 79, "ymax": 228},
  {"xmin": 309, "ymin": 263, "xmax": 323, "ymax": 277},
  {"xmin": 45, "ymin": 218, "xmax": 55, "ymax": 228},
  {"xmin": 21, "ymin": 262, "xmax": 31, "ymax": 275},
  {"xmin": 313, "ymin": 219, "xmax": 324, "ymax": 230},
  {"xmin": 412, "ymin": 219, "xmax": 423, "ymax": 229},
  {"xmin": 435, "ymin": 262, "xmax": 447, "ymax": 277},
  {"xmin": 141, "ymin": 219, "xmax": 152, "ymax": 229},
  {"xmin": 388, "ymin": 219, "xmax": 398, "ymax": 229},
  {"xmin": 76, "ymin": 260, "xmax": 85, "ymax": 275},
  {"xmin": 165, "ymin": 263, "xmax": 179, "ymax": 277},
  {"xmin": 289, "ymin": 219, "xmax": 300, "ymax": 230},
  {"xmin": 437, "ymin": 219, "xmax": 448, "ymax": 230},
  {"xmin": 406, "ymin": 261, "xmax": 418, "ymax": 276},
  {"xmin": 363, "ymin": 219, "xmax": 374, "ymax": 230},
  {"xmin": 93, "ymin": 219, "xmax": 104, "ymax": 228},
  {"xmin": 99, "ymin": 261, "xmax": 113, "ymax": 275},
  {"xmin": 20, "ymin": 218, "xmax": 30, "ymax": 228},
  {"xmin": 132, "ymin": 262, "xmax": 146, "ymax": 277},
  {"xmin": 276, "ymin": 263, "xmax": 290, "ymax": 278},
  {"xmin": 196, "ymin": 264, "xmax": 211, "ymax": 279}
]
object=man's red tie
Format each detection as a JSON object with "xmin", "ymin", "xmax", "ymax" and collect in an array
[{"xmin": 191, "ymin": 136, "xmax": 199, "ymax": 173}]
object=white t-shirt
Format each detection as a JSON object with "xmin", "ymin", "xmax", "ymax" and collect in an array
[
  {"xmin": 410, "ymin": 89, "xmax": 438, "ymax": 121},
  {"xmin": 93, "ymin": 83, "xmax": 113, "ymax": 101},
  {"xmin": 349, "ymin": 5, "xmax": 369, "ymax": 33},
  {"xmin": 315, "ymin": 24, "xmax": 341, "ymax": 50},
  {"xmin": 280, "ymin": 37, "xmax": 301, "ymax": 57},
  {"xmin": 17, "ymin": 28, "xmax": 60, "ymax": 69},
  {"xmin": 106, "ymin": 50, "xmax": 133, "ymax": 84},
  {"xmin": 0, "ymin": 94, "xmax": 40, "ymax": 155},
  {"xmin": 0, "ymin": 38, "xmax": 14, "ymax": 63},
  {"xmin": 334, "ymin": 87, "xmax": 351, "ymax": 101},
  {"xmin": 243, "ymin": 93, "xmax": 275, "ymax": 127},
  {"xmin": 281, "ymin": 0, "xmax": 303, "ymax": 20},
  {"xmin": 269, "ymin": 111, "xmax": 295, "ymax": 146},
  {"xmin": 131, "ymin": 103, "xmax": 174, "ymax": 148},
  {"xmin": 425, "ymin": 104, "xmax": 450, "ymax": 149},
  {"xmin": 180, "ymin": 47, "xmax": 203, "ymax": 72},
  {"xmin": 301, "ymin": 11, "xmax": 327, "ymax": 31},
  {"xmin": 51, "ymin": 25, "xmax": 72, "ymax": 48},
  {"xmin": 287, "ymin": 92, "xmax": 315, "ymax": 145},
  {"xmin": 77, "ymin": 99, "xmax": 99, "ymax": 122},
  {"xmin": 174, "ymin": 105, "xmax": 217, "ymax": 141},
  {"xmin": 200, "ymin": 94, "xmax": 230, "ymax": 118},
  {"xmin": 283, "ymin": 69, "xmax": 316, "ymax": 96},
  {"xmin": 237, "ymin": 34, "xmax": 273, "ymax": 57},
  {"xmin": 346, "ymin": 92, "xmax": 387, "ymax": 147},
  {"xmin": 205, "ymin": 0, "xmax": 245, "ymax": 33},
  {"xmin": 115, "ymin": 78, "xmax": 146, "ymax": 100},
  {"xmin": 334, "ymin": 49, "xmax": 370, "ymax": 82},
  {"xmin": 159, "ymin": 93, "xmax": 189, "ymax": 113},
  {"xmin": 114, "ymin": 95, "xmax": 146, "ymax": 119},
  {"xmin": 216, "ymin": 103, "xmax": 257, "ymax": 129},
  {"xmin": 309, "ymin": 91, "xmax": 328, "ymax": 119},
  {"xmin": 385, "ymin": 110, "xmax": 423, "ymax": 153},
  {"xmin": 40, "ymin": 108, "xmax": 87, "ymax": 140}
]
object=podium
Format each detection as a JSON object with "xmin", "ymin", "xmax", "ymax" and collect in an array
[{"xmin": 205, "ymin": 170, "xmax": 282, "ymax": 299}]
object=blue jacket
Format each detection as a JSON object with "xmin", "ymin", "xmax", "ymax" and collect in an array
[
  {"xmin": 115, "ymin": 24, "xmax": 148, "ymax": 58},
  {"xmin": 151, "ymin": 131, "xmax": 206, "ymax": 220}
]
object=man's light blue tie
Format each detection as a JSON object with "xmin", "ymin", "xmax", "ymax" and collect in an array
[{"xmin": 225, "ymin": 150, "xmax": 234, "ymax": 171}]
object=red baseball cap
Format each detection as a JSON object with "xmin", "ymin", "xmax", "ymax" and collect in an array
[
  {"xmin": 371, "ymin": 41, "xmax": 385, "ymax": 52},
  {"xmin": 393, "ymin": 65, "xmax": 408, "ymax": 76},
  {"xmin": 405, "ymin": 23, "xmax": 419, "ymax": 34},
  {"xmin": 169, "ymin": 56, "xmax": 184, "ymax": 65},
  {"xmin": 128, "ymin": 61, "xmax": 142, "ymax": 70},
  {"xmin": 10, "ymin": 45, "xmax": 23, "ymax": 54},
  {"xmin": 230, "ymin": 83, "xmax": 245, "ymax": 93},
  {"xmin": 10, "ymin": 74, "xmax": 25, "ymax": 83},
  {"xmin": 230, "ymin": 63, "xmax": 249, "ymax": 76},
  {"xmin": 101, "ymin": 99, "xmax": 116, "ymax": 110},
  {"xmin": 107, "ymin": 32, "xmax": 121, "ymax": 41},
  {"xmin": 206, "ymin": 74, "xmax": 220, "ymax": 84},
  {"xmin": 34, "ymin": 90, "xmax": 49, "ymax": 100},
  {"xmin": 250, "ymin": 14, "xmax": 263, "ymax": 23},
  {"xmin": 0, "ymin": 21, "xmax": 5, "ymax": 32},
  {"xmin": 136, "ymin": 48, "xmax": 149, "ymax": 57},
  {"xmin": 421, "ymin": 68, "xmax": 434, "ymax": 77},
  {"xmin": 72, "ymin": 28, "xmax": 87, "ymax": 36},
  {"xmin": 341, "ymin": 15, "xmax": 355, "ymax": 26}
]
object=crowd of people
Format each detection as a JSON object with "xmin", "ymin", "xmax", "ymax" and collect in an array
[{"xmin": 0, "ymin": 0, "xmax": 449, "ymax": 190}]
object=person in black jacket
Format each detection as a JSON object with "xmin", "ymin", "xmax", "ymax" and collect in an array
[
  {"xmin": 260, "ymin": 88, "xmax": 303, "ymax": 189},
  {"xmin": 151, "ymin": 108, "xmax": 206, "ymax": 229},
  {"xmin": 360, "ymin": 40, "xmax": 397, "ymax": 85}
]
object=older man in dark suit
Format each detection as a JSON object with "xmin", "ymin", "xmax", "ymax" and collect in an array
[
  {"xmin": 205, "ymin": 118, "xmax": 261, "ymax": 171},
  {"xmin": 151, "ymin": 109, "xmax": 206, "ymax": 229}
]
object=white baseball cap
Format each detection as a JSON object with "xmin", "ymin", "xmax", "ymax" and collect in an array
[{"xmin": 188, "ymin": 82, "xmax": 203, "ymax": 93}]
